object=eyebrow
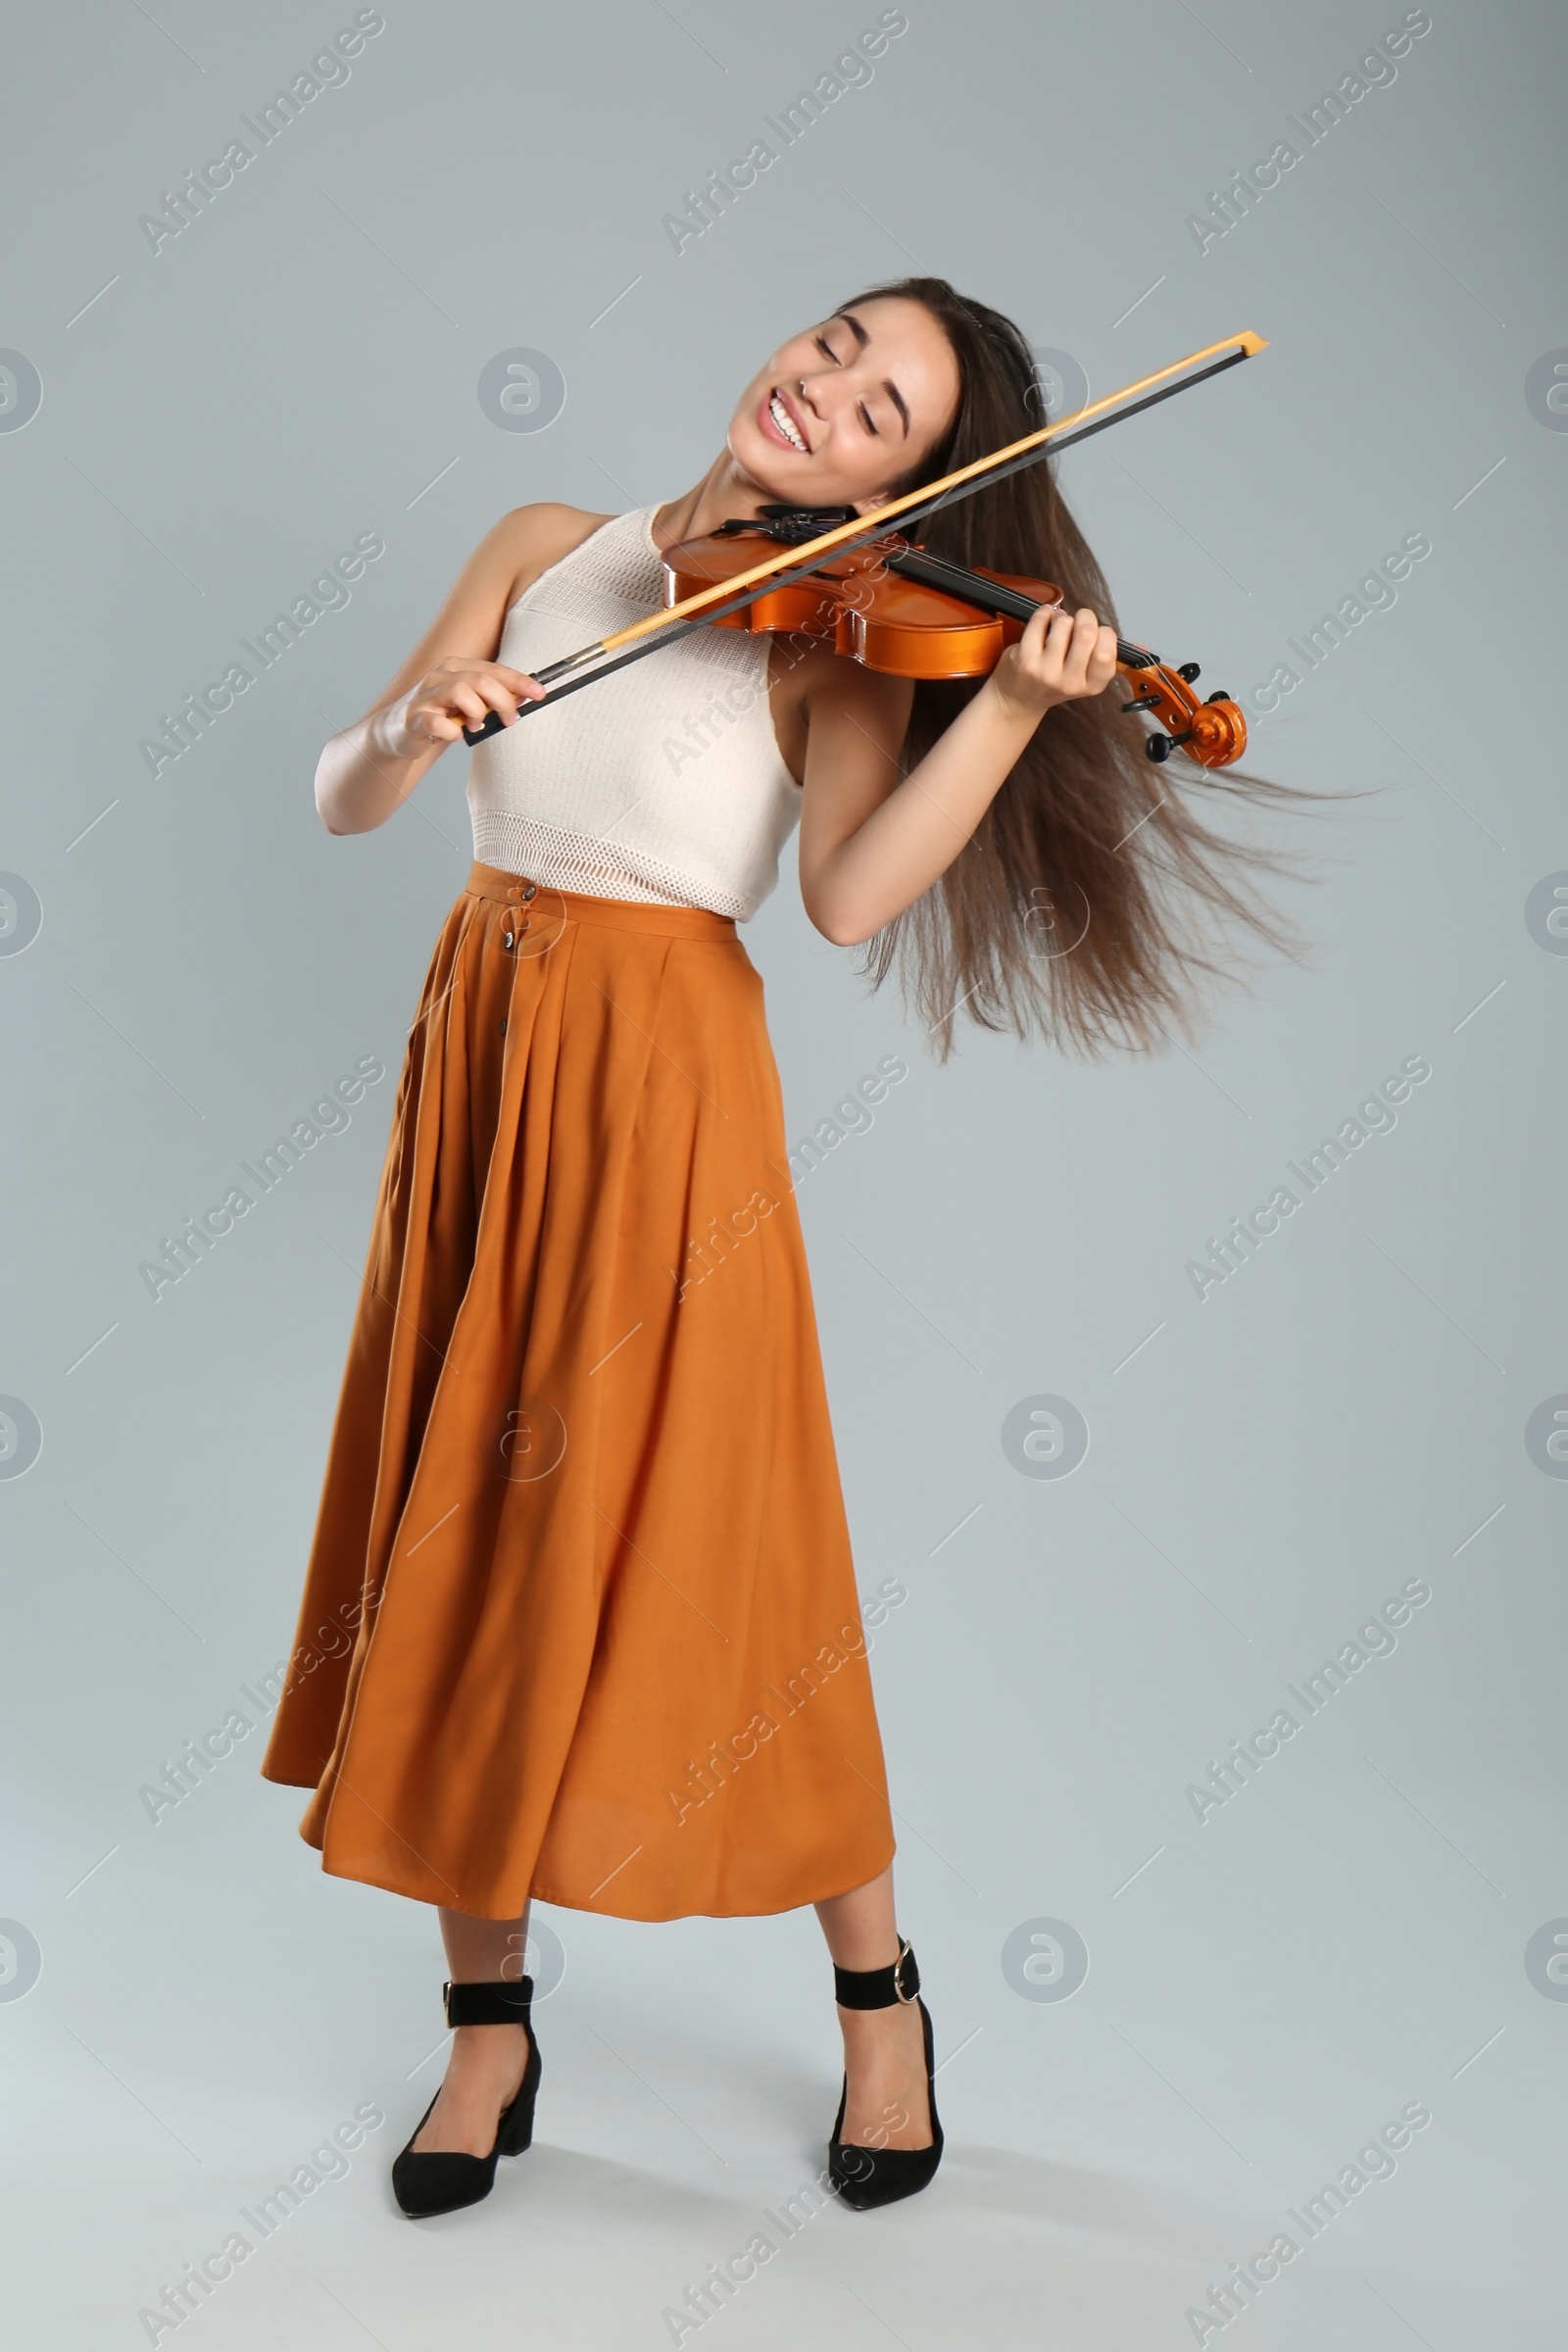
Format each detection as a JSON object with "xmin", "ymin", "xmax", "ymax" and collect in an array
[{"xmin": 832, "ymin": 310, "xmax": 910, "ymax": 437}]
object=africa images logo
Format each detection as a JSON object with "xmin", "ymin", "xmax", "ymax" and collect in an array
[{"xmin": 1186, "ymin": 1056, "xmax": 1431, "ymax": 1301}]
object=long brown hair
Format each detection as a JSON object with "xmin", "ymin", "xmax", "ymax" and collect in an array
[{"xmin": 839, "ymin": 276, "xmax": 1308, "ymax": 1058}]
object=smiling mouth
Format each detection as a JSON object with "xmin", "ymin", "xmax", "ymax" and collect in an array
[{"xmin": 765, "ymin": 388, "xmax": 810, "ymax": 453}]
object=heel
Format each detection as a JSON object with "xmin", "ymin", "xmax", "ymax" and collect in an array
[
  {"xmin": 496, "ymin": 2032, "xmax": 543, "ymax": 2158},
  {"xmin": 826, "ymin": 1937, "xmax": 943, "ymax": 2211},
  {"xmin": 391, "ymin": 1976, "xmax": 541, "ymax": 2219}
]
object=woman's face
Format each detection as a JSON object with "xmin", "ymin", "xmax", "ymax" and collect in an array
[{"xmin": 727, "ymin": 296, "xmax": 961, "ymax": 514}]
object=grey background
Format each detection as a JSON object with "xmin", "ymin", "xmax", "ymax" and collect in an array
[{"xmin": 2, "ymin": 0, "xmax": 1563, "ymax": 2343}]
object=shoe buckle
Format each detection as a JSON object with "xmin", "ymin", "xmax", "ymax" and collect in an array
[{"xmin": 893, "ymin": 1936, "xmax": 917, "ymax": 2003}]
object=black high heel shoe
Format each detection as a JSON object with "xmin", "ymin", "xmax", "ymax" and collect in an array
[
  {"xmin": 391, "ymin": 1976, "xmax": 542, "ymax": 2219},
  {"xmin": 827, "ymin": 1936, "xmax": 943, "ymax": 2210}
]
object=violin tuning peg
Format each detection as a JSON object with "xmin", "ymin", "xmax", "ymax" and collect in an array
[
  {"xmin": 1145, "ymin": 733, "xmax": 1173, "ymax": 762},
  {"xmin": 1176, "ymin": 661, "xmax": 1201, "ymax": 683},
  {"xmin": 1205, "ymin": 689, "xmax": 1234, "ymax": 705}
]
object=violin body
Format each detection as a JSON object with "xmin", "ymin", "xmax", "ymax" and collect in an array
[
  {"xmin": 662, "ymin": 522, "xmax": 1248, "ymax": 769},
  {"xmin": 663, "ymin": 526, "xmax": 1057, "ymax": 682}
]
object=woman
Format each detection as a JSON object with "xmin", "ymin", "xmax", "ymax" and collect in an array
[{"xmin": 261, "ymin": 276, "xmax": 1289, "ymax": 2220}]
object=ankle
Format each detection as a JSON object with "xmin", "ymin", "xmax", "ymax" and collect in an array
[
  {"xmin": 449, "ymin": 2021, "xmax": 527, "ymax": 2063},
  {"xmin": 828, "ymin": 1935, "xmax": 903, "ymax": 1976}
]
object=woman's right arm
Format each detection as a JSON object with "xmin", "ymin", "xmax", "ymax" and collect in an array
[{"xmin": 315, "ymin": 502, "xmax": 607, "ymax": 835}]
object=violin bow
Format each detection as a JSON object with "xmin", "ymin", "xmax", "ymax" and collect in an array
[{"xmin": 462, "ymin": 328, "xmax": 1267, "ymax": 744}]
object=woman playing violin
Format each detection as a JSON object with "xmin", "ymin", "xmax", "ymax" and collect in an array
[{"xmin": 261, "ymin": 276, "xmax": 1288, "ymax": 2221}]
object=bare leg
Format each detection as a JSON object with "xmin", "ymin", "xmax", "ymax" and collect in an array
[
  {"xmin": 411, "ymin": 1904, "xmax": 533, "ymax": 2157},
  {"xmin": 814, "ymin": 1864, "xmax": 932, "ymax": 2151}
]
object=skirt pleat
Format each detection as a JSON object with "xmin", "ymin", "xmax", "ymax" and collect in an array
[{"xmin": 261, "ymin": 863, "xmax": 895, "ymax": 1921}]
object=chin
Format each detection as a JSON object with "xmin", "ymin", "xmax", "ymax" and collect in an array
[
  {"xmin": 725, "ymin": 425, "xmax": 794, "ymax": 502},
  {"xmin": 729, "ymin": 425, "xmax": 849, "ymax": 513}
]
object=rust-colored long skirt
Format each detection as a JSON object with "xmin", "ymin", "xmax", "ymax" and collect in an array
[{"xmin": 260, "ymin": 862, "xmax": 896, "ymax": 1922}]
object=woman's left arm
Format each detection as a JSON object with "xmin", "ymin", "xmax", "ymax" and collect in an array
[{"xmin": 797, "ymin": 604, "xmax": 1118, "ymax": 946}]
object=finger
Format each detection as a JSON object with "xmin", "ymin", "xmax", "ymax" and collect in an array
[
  {"xmin": 1017, "ymin": 603, "xmax": 1055, "ymax": 663},
  {"xmin": 427, "ymin": 661, "xmax": 541, "ymax": 716},
  {"xmin": 1087, "ymin": 623, "xmax": 1119, "ymax": 691},
  {"xmin": 426, "ymin": 682, "xmax": 493, "ymax": 733},
  {"xmin": 1062, "ymin": 608, "xmax": 1103, "ymax": 693},
  {"xmin": 416, "ymin": 709, "xmax": 465, "ymax": 744},
  {"xmin": 1053, "ymin": 607, "xmax": 1104, "ymax": 686},
  {"xmin": 1034, "ymin": 605, "xmax": 1075, "ymax": 683},
  {"xmin": 466, "ymin": 673, "xmax": 528, "ymax": 724},
  {"xmin": 1074, "ymin": 610, "xmax": 1110, "ymax": 693},
  {"xmin": 1008, "ymin": 604, "xmax": 1057, "ymax": 691}
]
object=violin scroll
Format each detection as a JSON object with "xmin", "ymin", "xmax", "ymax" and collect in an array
[{"xmin": 1118, "ymin": 655, "xmax": 1247, "ymax": 768}]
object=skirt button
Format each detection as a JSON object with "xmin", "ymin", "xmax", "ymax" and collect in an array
[
  {"xmin": 521, "ymin": 883, "xmax": 537, "ymax": 901},
  {"xmin": 503, "ymin": 930, "xmax": 514, "ymax": 949}
]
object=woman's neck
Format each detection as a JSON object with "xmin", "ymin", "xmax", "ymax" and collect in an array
[
  {"xmin": 650, "ymin": 450, "xmax": 772, "ymax": 551},
  {"xmin": 651, "ymin": 452, "xmax": 888, "ymax": 550}
]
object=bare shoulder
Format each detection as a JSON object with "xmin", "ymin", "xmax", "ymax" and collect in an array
[
  {"xmin": 361, "ymin": 502, "xmax": 620, "ymax": 716},
  {"xmin": 487, "ymin": 501, "xmax": 617, "ymax": 609}
]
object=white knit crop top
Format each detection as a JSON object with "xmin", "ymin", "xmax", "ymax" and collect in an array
[{"xmin": 466, "ymin": 507, "xmax": 802, "ymax": 919}]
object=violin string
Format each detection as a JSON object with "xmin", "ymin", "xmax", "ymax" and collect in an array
[
  {"xmin": 463, "ymin": 347, "xmax": 1253, "ymax": 740},
  {"xmin": 876, "ymin": 543, "xmax": 1152, "ymax": 665}
]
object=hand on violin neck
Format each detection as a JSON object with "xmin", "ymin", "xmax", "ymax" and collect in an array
[{"xmin": 988, "ymin": 604, "xmax": 1119, "ymax": 726}]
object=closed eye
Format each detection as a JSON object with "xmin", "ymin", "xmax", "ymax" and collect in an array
[{"xmin": 815, "ymin": 328, "xmax": 880, "ymax": 434}]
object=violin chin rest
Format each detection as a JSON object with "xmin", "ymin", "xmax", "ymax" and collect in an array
[{"xmin": 755, "ymin": 503, "xmax": 860, "ymax": 542}]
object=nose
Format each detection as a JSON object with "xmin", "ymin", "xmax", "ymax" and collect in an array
[{"xmin": 796, "ymin": 372, "xmax": 834, "ymax": 427}]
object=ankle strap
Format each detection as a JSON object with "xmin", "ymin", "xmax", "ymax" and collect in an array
[
  {"xmin": 444, "ymin": 1976, "xmax": 534, "ymax": 2027},
  {"xmin": 833, "ymin": 1936, "xmax": 919, "ymax": 2010}
]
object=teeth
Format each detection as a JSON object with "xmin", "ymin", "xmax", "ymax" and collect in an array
[{"xmin": 769, "ymin": 390, "xmax": 807, "ymax": 452}]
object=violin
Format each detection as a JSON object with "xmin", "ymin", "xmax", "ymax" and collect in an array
[
  {"xmin": 462, "ymin": 328, "xmax": 1266, "ymax": 753},
  {"xmin": 662, "ymin": 507, "xmax": 1247, "ymax": 769}
]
